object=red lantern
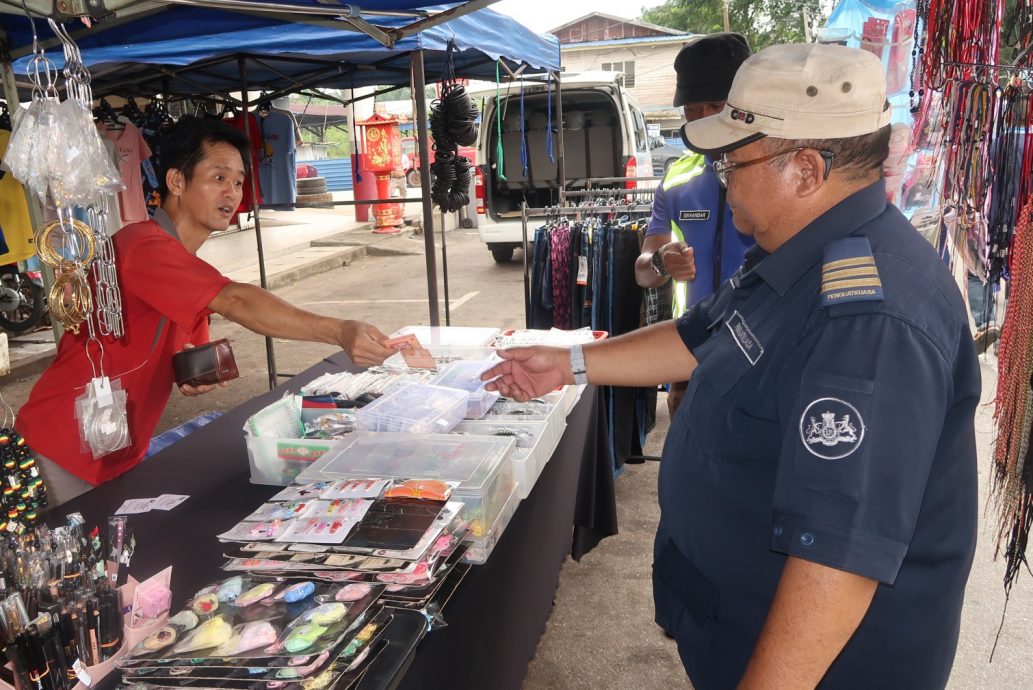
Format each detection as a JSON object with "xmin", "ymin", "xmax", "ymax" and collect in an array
[{"xmin": 356, "ymin": 113, "xmax": 403, "ymax": 230}]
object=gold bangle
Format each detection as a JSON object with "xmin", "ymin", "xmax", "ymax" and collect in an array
[
  {"xmin": 34, "ymin": 219, "xmax": 96, "ymax": 268},
  {"xmin": 49, "ymin": 270, "xmax": 92, "ymax": 334}
]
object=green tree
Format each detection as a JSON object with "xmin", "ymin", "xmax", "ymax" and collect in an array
[{"xmin": 641, "ymin": 0, "xmax": 830, "ymax": 52}]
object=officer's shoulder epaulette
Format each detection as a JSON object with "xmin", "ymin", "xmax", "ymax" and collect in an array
[{"xmin": 820, "ymin": 236, "xmax": 883, "ymax": 308}]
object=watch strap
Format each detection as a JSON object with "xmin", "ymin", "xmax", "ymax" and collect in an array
[
  {"xmin": 570, "ymin": 344, "xmax": 588, "ymax": 385},
  {"xmin": 651, "ymin": 250, "xmax": 669, "ymax": 278}
]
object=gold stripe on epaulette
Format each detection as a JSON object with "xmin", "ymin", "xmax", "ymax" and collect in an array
[
  {"xmin": 822, "ymin": 277, "xmax": 883, "ymax": 292},
  {"xmin": 822, "ymin": 256, "xmax": 877, "ymax": 271},
  {"xmin": 822, "ymin": 266, "xmax": 881, "ymax": 280}
]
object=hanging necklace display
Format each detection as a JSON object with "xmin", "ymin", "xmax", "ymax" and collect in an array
[
  {"xmin": 4, "ymin": 13, "xmax": 130, "ymax": 460},
  {"xmin": 0, "ymin": 394, "xmax": 48, "ymax": 530},
  {"xmin": 428, "ymin": 42, "xmax": 478, "ymax": 213}
]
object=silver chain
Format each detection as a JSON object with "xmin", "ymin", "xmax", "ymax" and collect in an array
[{"xmin": 86, "ymin": 203, "xmax": 124, "ymax": 338}]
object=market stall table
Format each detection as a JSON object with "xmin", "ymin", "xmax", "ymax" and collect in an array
[{"xmin": 53, "ymin": 353, "xmax": 618, "ymax": 690}]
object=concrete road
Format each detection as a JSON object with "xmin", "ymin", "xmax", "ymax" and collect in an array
[{"xmin": 0, "ymin": 227, "xmax": 1030, "ymax": 689}]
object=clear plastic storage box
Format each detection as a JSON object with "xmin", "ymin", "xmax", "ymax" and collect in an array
[
  {"xmin": 355, "ymin": 382, "xmax": 468, "ymax": 434},
  {"xmin": 295, "ymin": 432, "xmax": 516, "ymax": 539},
  {"xmin": 245, "ymin": 437, "xmax": 344, "ymax": 486},
  {"xmin": 390, "ymin": 326, "xmax": 501, "ymax": 347},
  {"xmin": 462, "ymin": 482, "xmax": 519, "ymax": 564},
  {"xmin": 382, "ymin": 345, "xmax": 498, "ymax": 372},
  {"xmin": 452, "ymin": 420, "xmax": 556, "ymax": 499},
  {"xmin": 431, "ymin": 359, "xmax": 502, "ymax": 419}
]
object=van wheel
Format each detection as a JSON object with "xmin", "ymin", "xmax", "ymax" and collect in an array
[
  {"xmin": 491, "ymin": 246, "xmax": 514, "ymax": 263},
  {"xmin": 406, "ymin": 169, "xmax": 421, "ymax": 187}
]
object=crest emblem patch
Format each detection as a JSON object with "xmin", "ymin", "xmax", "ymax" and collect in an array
[{"xmin": 799, "ymin": 397, "xmax": 865, "ymax": 460}]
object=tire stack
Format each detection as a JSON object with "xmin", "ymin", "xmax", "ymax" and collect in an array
[{"xmin": 296, "ymin": 176, "xmax": 334, "ymax": 208}]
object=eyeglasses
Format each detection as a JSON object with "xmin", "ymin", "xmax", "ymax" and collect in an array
[{"xmin": 712, "ymin": 147, "xmax": 834, "ymax": 187}]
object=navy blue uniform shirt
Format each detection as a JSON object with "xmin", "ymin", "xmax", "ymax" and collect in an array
[{"xmin": 654, "ymin": 180, "xmax": 980, "ymax": 689}]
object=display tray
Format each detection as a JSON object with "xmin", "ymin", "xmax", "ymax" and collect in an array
[
  {"xmin": 355, "ymin": 383, "xmax": 468, "ymax": 434},
  {"xmin": 119, "ymin": 579, "xmax": 384, "ymax": 667},
  {"xmin": 245, "ymin": 437, "xmax": 345, "ymax": 486},
  {"xmin": 430, "ymin": 359, "xmax": 502, "ymax": 420},
  {"xmin": 389, "ymin": 325, "xmax": 500, "ymax": 348},
  {"xmin": 451, "ymin": 420, "xmax": 556, "ymax": 499},
  {"xmin": 462, "ymin": 483, "xmax": 519, "ymax": 565},
  {"xmin": 382, "ymin": 345, "xmax": 498, "ymax": 372},
  {"xmin": 296, "ymin": 433, "xmax": 516, "ymax": 539}
]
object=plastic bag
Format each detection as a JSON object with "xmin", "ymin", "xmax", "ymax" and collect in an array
[{"xmin": 74, "ymin": 376, "xmax": 131, "ymax": 459}]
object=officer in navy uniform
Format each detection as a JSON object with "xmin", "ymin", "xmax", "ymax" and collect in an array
[
  {"xmin": 636, "ymin": 33, "xmax": 754, "ymax": 416},
  {"xmin": 484, "ymin": 43, "xmax": 979, "ymax": 689}
]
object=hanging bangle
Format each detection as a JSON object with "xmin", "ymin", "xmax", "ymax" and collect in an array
[{"xmin": 570, "ymin": 344, "xmax": 588, "ymax": 385}]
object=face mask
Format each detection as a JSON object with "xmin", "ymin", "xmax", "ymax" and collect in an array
[{"xmin": 680, "ymin": 122, "xmax": 691, "ymax": 149}]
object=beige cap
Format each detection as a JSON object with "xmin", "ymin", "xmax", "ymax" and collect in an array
[{"xmin": 683, "ymin": 43, "xmax": 892, "ymax": 155}]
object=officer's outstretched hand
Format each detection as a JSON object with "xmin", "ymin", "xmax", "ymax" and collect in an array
[
  {"xmin": 337, "ymin": 320, "xmax": 395, "ymax": 367},
  {"xmin": 482, "ymin": 346, "xmax": 571, "ymax": 401},
  {"xmin": 660, "ymin": 242, "xmax": 696, "ymax": 282}
]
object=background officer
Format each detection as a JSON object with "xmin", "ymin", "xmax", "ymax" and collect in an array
[
  {"xmin": 484, "ymin": 43, "xmax": 979, "ymax": 689},
  {"xmin": 635, "ymin": 33, "xmax": 753, "ymax": 416}
]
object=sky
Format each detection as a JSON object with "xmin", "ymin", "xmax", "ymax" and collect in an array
[{"xmin": 490, "ymin": 0, "xmax": 669, "ymax": 35}]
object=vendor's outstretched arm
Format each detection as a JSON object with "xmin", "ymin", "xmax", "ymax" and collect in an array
[
  {"xmin": 483, "ymin": 321, "xmax": 696, "ymax": 401},
  {"xmin": 209, "ymin": 282, "xmax": 394, "ymax": 367}
]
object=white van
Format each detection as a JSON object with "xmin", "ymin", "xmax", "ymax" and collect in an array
[{"xmin": 474, "ymin": 72, "xmax": 653, "ymax": 263}]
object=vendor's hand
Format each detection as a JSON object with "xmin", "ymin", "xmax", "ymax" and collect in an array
[
  {"xmin": 660, "ymin": 242, "xmax": 696, "ymax": 282},
  {"xmin": 481, "ymin": 346, "xmax": 571, "ymax": 401},
  {"xmin": 177, "ymin": 343, "xmax": 229, "ymax": 397},
  {"xmin": 337, "ymin": 320, "xmax": 394, "ymax": 367}
]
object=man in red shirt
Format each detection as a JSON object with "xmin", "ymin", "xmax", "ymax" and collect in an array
[{"xmin": 17, "ymin": 117, "xmax": 394, "ymax": 505}]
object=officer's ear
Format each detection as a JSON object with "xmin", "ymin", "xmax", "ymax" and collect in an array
[{"xmin": 790, "ymin": 148, "xmax": 828, "ymax": 199}]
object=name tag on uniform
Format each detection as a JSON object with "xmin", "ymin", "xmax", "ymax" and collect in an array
[
  {"xmin": 679, "ymin": 210, "xmax": 711, "ymax": 221},
  {"xmin": 725, "ymin": 311, "xmax": 763, "ymax": 365}
]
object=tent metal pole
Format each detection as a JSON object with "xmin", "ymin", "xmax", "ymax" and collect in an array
[
  {"xmin": 441, "ymin": 210, "xmax": 451, "ymax": 326},
  {"xmin": 555, "ymin": 70, "xmax": 566, "ymax": 201},
  {"xmin": 411, "ymin": 49, "xmax": 441, "ymax": 327},
  {"xmin": 238, "ymin": 55, "xmax": 278, "ymax": 389}
]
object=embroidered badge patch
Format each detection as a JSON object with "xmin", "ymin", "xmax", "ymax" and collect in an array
[
  {"xmin": 821, "ymin": 237, "xmax": 883, "ymax": 307},
  {"xmin": 725, "ymin": 310, "xmax": 763, "ymax": 365},
  {"xmin": 679, "ymin": 210, "xmax": 711, "ymax": 221},
  {"xmin": 799, "ymin": 397, "xmax": 865, "ymax": 460}
]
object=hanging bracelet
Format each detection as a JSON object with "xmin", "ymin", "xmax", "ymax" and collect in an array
[{"xmin": 570, "ymin": 344, "xmax": 588, "ymax": 385}]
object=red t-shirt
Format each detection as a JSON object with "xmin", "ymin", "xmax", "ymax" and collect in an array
[{"xmin": 16, "ymin": 218, "xmax": 232, "ymax": 485}]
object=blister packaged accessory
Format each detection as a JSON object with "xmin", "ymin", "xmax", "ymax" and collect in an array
[
  {"xmin": 245, "ymin": 394, "xmax": 303, "ymax": 439},
  {"xmin": 74, "ymin": 376, "xmax": 131, "ymax": 459}
]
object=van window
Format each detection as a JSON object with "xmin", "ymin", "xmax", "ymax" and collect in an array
[{"xmin": 631, "ymin": 104, "xmax": 648, "ymax": 152}]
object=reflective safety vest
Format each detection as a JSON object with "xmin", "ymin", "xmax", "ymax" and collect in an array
[{"xmin": 661, "ymin": 154, "xmax": 707, "ymax": 318}]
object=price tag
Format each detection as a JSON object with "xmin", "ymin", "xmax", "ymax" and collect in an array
[
  {"xmin": 576, "ymin": 256, "xmax": 589, "ymax": 286},
  {"xmin": 73, "ymin": 659, "xmax": 93, "ymax": 687},
  {"xmin": 90, "ymin": 376, "xmax": 114, "ymax": 408}
]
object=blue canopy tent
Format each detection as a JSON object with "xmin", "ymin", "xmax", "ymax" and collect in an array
[{"xmin": 0, "ymin": 2, "xmax": 560, "ymax": 385}]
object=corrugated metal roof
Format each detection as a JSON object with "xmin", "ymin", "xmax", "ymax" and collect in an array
[{"xmin": 561, "ymin": 34, "xmax": 695, "ymax": 50}]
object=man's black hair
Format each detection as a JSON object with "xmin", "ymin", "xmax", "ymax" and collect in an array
[{"xmin": 157, "ymin": 115, "xmax": 251, "ymax": 197}]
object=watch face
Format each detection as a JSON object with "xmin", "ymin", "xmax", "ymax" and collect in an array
[{"xmin": 651, "ymin": 252, "xmax": 667, "ymax": 277}]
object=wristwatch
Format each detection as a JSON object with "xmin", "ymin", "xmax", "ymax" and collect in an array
[
  {"xmin": 650, "ymin": 250, "xmax": 669, "ymax": 278},
  {"xmin": 570, "ymin": 344, "xmax": 588, "ymax": 385}
]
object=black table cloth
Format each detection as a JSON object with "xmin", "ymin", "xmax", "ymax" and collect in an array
[{"xmin": 56, "ymin": 354, "xmax": 618, "ymax": 689}]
